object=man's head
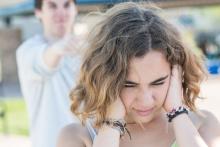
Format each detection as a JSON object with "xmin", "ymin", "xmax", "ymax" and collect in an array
[
  {"xmin": 35, "ymin": 0, "xmax": 77, "ymax": 40},
  {"xmin": 34, "ymin": 0, "xmax": 76, "ymax": 10}
]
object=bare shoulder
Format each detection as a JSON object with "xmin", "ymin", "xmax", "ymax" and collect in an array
[
  {"xmin": 197, "ymin": 110, "xmax": 220, "ymax": 132},
  {"xmin": 56, "ymin": 123, "xmax": 92, "ymax": 147},
  {"xmin": 188, "ymin": 110, "xmax": 204, "ymax": 129},
  {"xmin": 193, "ymin": 110, "xmax": 220, "ymax": 146},
  {"xmin": 189, "ymin": 109, "xmax": 219, "ymax": 127}
]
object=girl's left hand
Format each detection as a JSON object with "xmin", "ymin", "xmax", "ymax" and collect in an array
[{"xmin": 163, "ymin": 65, "xmax": 184, "ymax": 112}]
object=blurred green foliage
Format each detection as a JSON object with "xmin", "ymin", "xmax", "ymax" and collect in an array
[{"xmin": 0, "ymin": 98, "xmax": 29, "ymax": 136}]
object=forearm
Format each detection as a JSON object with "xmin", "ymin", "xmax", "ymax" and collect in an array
[
  {"xmin": 172, "ymin": 114, "xmax": 208, "ymax": 147},
  {"xmin": 93, "ymin": 126, "xmax": 120, "ymax": 147},
  {"xmin": 43, "ymin": 47, "xmax": 63, "ymax": 69}
]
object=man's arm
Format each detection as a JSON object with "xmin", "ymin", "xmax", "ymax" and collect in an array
[{"xmin": 43, "ymin": 36, "xmax": 80, "ymax": 69}]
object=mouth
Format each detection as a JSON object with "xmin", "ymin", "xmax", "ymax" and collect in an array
[
  {"xmin": 134, "ymin": 107, "xmax": 154, "ymax": 116},
  {"xmin": 55, "ymin": 22, "xmax": 65, "ymax": 25}
]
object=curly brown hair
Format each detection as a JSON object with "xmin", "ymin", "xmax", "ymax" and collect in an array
[{"xmin": 70, "ymin": 2, "xmax": 206, "ymax": 127}]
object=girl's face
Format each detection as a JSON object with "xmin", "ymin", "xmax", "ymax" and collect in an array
[{"xmin": 120, "ymin": 50, "xmax": 171, "ymax": 123}]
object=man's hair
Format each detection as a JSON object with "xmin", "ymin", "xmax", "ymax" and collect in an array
[{"xmin": 34, "ymin": 0, "xmax": 76, "ymax": 9}]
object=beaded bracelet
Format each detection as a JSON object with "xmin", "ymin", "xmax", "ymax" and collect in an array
[
  {"xmin": 102, "ymin": 119, "xmax": 131, "ymax": 139},
  {"xmin": 166, "ymin": 106, "xmax": 189, "ymax": 122}
]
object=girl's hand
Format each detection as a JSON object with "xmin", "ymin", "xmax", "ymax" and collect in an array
[
  {"xmin": 164, "ymin": 65, "xmax": 184, "ymax": 112},
  {"xmin": 106, "ymin": 97, "xmax": 126, "ymax": 120}
]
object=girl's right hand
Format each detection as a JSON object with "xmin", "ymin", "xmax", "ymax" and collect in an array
[{"xmin": 106, "ymin": 97, "xmax": 126, "ymax": 120}]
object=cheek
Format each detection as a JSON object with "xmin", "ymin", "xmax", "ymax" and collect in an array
[
  {"xmin": 43, "ymin": 12, "xmax": 54, "ymax": 22},
  {"xmin": 120, "ymin": 88, "xmax": 136, "ymax": 109}
]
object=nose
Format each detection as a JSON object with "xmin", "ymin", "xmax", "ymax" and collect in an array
[
  {"xmin": 137, "ymin": 88, "xmax": 154, "ymax": 107},
  {"xmin": 55, "ymin": 7, "xmax": 67, "ymax": 21}
]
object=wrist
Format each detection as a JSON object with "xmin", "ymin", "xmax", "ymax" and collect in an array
[
  {"xmin": 102, "ymin": 119, "xmax": 131, "ymax": 139},
  {"xmin": 165, "ymin": 102, "xmax": 183, "ymax": 113},
  {"xmin": 106, "ymin": 115, "xmax": 125, "ymax": 120},
  {"xmin": 100, "ymin": 125, "xmax": 121, "ymax": 136},
  {"xmin": 166, "ymin": 106, "xmax": 189, "ymax": 122},
  {"xmin": 106, "ymin": 111, "xmax": 125, "ymax": 120}
]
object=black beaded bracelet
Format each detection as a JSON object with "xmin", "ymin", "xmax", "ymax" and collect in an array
[{"xmin": 166, "ymin": 106, "xmax": 189, "ymax": 122}]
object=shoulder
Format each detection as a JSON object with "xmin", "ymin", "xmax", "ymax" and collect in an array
[
  {"xmin": 192, "ymin": 110, "xmax": 220, "ymax": 146},
  {"xmin": 198, "ymin": 110, "xmax": 220, "ymax": 132},
  {"xmin": 57, "ymin": 123, "xmax": 92, "ymax": 147},
  {"xmin": 190, "ymin": 109, "xmax": 220, "ymax": 130},
  {"xmin": 188, "ymin": 110, "xmax": 203, "ymax": 129},
  {"xmin": 16, "ymin": 35, "xmax": 45, "ymax": 54},
  {"xmin": 16, "ymin": 35, "xmax": 47, "ymax": 62}
]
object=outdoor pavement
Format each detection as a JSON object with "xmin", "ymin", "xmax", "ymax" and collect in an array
[
  {"xmin": 0, "ymin": 135, "xmax": 31, "ymax": 147},
  {"xmin": 0, "ymin": 74, "xmax": 219, "ymax": 147}
]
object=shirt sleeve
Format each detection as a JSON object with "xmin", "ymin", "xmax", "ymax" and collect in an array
[
  {"xmin": 33, "ymin": 44, "xmax": 60, "ymax": 78},
  {"xmin": 16, "ymin": 37, "xmax": 60, "ymax": 82}
]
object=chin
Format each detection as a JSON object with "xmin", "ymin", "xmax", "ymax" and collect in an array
[
  {"xmin": 132, "ymin": 108, "xmax": 162, "ymax": 123},
  {"xmin": 54, "ymin": 31, "xmax": 66, "ymax": 39},
  {"xmin": 54, "ymin": 27, "xmax": 67, "ymax": 35}
]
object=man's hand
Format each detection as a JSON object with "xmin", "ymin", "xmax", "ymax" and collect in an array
[
  {"xmin": 43, "ymin": 35, "xmax": 80, "ymax": 69},
  {"xmin": 50, "ymin": 35, "xmax": 80, "ymax": 57}
]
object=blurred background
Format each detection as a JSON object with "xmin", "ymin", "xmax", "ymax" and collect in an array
[{"xmin": 0, "ymin": 0, "xmax": 220, "ymax": 147}]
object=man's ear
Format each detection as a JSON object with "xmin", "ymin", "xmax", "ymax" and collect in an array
[{"xmin": 35, "ymin": 9, "xmax": 42, "ymax": 20}]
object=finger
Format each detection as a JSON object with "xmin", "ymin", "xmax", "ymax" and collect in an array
[
  {"xmin": 177, "ymin": 65, "xmax": 182, "ymax": 74},
  {"xmin": 177, "ymin": 65, "xmax": 183, "ymax": 80},
  {"xmin": 171, "ymin": 65, "xmax": 179, "ymax": 78},
  {"xmin": 171, "ymin": 65, "xmax": 183, "ymax": 84}
]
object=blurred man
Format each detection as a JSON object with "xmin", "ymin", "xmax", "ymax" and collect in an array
[{"xmin": 16, "ymin": 0, "xmax": 80, "ymax": 147}]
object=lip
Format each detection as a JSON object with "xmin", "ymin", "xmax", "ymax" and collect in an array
[
  {"xmin": 55, "ymin": 22, "xmax": 65, "ymax": 25},
  {"xmin": 134, "ymin": 107, "xmax": 154, "ymax": 116}
]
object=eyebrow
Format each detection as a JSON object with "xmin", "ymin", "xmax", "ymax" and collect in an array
[
  {"xmin": 65, "ymin": 0, "xmax": 71, "ymax": 4},
  {"xmin": 125, "ymin": 75, "xmax": 169, "ymax": 85},
  {"xmin": 46, "ymin": 0, "xmax": 71, "ymax": 7},
  {"xmin": 64, "ymin": 0, "xmax": 72, "ymax": 5},
  {"xmin": 47, "ymin": 1, "xmax": 56, "ymax": 5}
]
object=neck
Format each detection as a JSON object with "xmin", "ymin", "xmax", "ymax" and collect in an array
[
  {"xmin": 44, "ymin": 33, "xmax": 63, "ymax": 43},
  {"xmin": 124, "ymin": 111, "xmax": 175, "ymax": 145}
]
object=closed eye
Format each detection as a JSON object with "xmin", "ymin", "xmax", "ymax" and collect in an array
[
  {"xmin": 151, "ymin": 82, "xmax": 165, "ymax": 86},
  {"xmin": 150, "ymin": 75, "xmax": 168, "ymax": 86},
  {"xmin": 124, "ymin": 84, "xmax": 136, "ymax": 87},
  {"xmin": 124, "ymin": 81, "xmax": 138, "ymax": 88}
]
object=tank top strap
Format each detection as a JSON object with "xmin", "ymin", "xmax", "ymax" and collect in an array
[{"xmin": 85, "ymin": 120, "xmax": 97, "ymax": 142}]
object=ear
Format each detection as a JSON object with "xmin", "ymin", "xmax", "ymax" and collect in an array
[{"xmin": 35, "ymin": 9, "xmax": 42, "ymax": 20}]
